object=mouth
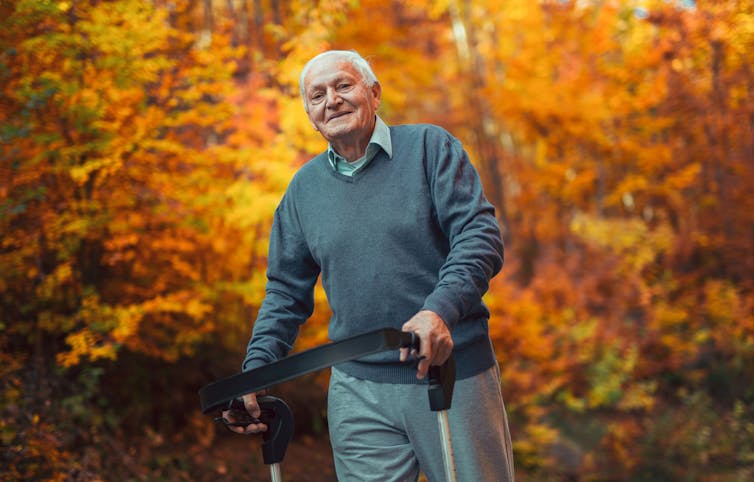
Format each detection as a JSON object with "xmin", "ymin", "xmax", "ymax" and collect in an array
[{"xmin": 327, "ymin": 111, "xmax": 351, "ymax": 122}]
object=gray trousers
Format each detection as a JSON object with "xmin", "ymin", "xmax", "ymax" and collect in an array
[{"xmin": 327, "ymin": 365, "xmax": 515, "ymax": 482}]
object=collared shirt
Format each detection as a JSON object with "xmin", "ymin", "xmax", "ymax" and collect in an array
[{"xmin": 327, "ymin": 115, "xmax": 393, "ymax": 176}]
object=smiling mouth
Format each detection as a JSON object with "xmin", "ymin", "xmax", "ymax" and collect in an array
[{"xmin": 327, "ymin": 112, "xmax": 351, "ymax": 122}]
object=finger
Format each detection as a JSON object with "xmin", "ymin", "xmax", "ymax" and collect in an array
[
  {"xmin": 241, "ymin": 422, "xmax": 267, "ymax": 434},
  {"xmin": 243, "ymin": 393, "xmax": 261, "ymax": 418},
  {"xmin": 416, "ymin": 357, "xmax": 430, "ymax": 380},
  {"xmin": 221, "ymin": 410, "xmax": 240, "ymax": 424},
  {"xmin": 418, "ymin": 332, "xmax": 433, "ymax": 365},
  {"xmin": 400, "ymin": 346, "xmax": 409, "ymax": 362},
  {"xmin": 221, "ymin": 413, "xmax": 268, "ymax": 434},
  {"xmin": 221, "ymin": 413, "xmax": 259, "ymax": 434},
  {"xmin": 434, "ymin": 340, "xmax": 452, "ymax": 366},
  {"xmin": 442, "ymin": 336, "xmax": 454, "ymax": 363},
  {"xmin": 227, "ymin": 422, "xmax": 267, "ymax": 434}
]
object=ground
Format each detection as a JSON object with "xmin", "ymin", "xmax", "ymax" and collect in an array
[{"xmin": 190, "ymin": 429, "xmax": 336, "ymax": 481}]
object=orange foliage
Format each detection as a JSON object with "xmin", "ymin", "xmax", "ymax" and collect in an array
[{"xmin": 2, "ymin": 0, "xmax": 753, "ymax": 480}]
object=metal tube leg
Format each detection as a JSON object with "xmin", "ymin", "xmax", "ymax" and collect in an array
[
  {"xmin": 437, "ymin": 410, "xmax": 457, "ymax": 482},
  {"xmin": 270, "ymin": 462, "xmax": 283, "ymax": 482}
]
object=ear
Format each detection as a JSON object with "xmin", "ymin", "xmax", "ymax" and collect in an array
[{"xmin": 371, "ymin": 81, "xmax": 382, "ymax": 109}]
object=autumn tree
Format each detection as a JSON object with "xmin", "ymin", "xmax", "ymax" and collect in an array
[
  {"xmin": 0, "ymin": 0, "xmax": 252, "ymax": 477},
  {"xmin": 2, "ymin": 0, "xmax": 753, "ymax": 480}
]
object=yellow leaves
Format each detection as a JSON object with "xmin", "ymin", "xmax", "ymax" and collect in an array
[
  {"xmin": 730, "ymin": 11, "xmax": 754, "ymax": 57},
  {"xmin": 560, "ymin": 390, "xmax": 587, "ymax": 413},
  {"xmin": 652, "ymin": 301, "xmax": 687, "ymax": 329},
  {"xmin": 224, "ymin": 180, "xmax": 281, "ymax": 229},
  {"xmin": 513, "ymin": 421, "xmax": 560, "ymax": 468},
  {"xmin": 703, "ymin": 279, "xmax": 738, "ymax": 324},
  {"xmin": 664, "ymin": 162, "xmax": 701, "ymax": 191},
  {"xmin": 570, "ymin": 317, "xmax": 598, "ymax": 363},
  {"xmin": 558, "ymin": 323, "xmax": 649, "ymax": 412},
  {"xmin": 426, "ymin": 0, "xmax": 451, "ymax": 20},
  {"xmin": 618, "ymin": 380, "xmax": 657, "ymax": 411},
  {"xmin": 82, "ymin": 0, "xmax": 173, "ymax": 84},
  {"xmin": 608, "ymin": 175, "xmax": 649, "ymax": 210},
  {"xmin": 220, "ymin": 149, "xmax": 294, "ymax": 246},
  {"xmin": 55, "ymin": 288, "xmax": 216, "ymax": 368},
  {"xmin": 702, "ymin": 280, "xmax": 754, "ymax": 356},
  {"xmin": 587, "ymin": 343, "xmax": 637, "ymax": 409},
  {"xmin": 570, "ymin": 212, "xmax": 673, "ymax": 274},
  {"xmin": 56, "ymin": 293, "xmax": 122, "ymax": 367},
  {"xmin": 279, "ymin": 96, "xmax": 327, "ymax": 155},
  {"xmin": 141, "ymin": 292, "xmax": 211, "ymax": 320},
  {"xmin": 110, "ymin": 306, "xmax": 142, "ymax": 344},
  {"xmin": 57, "ymin": 329, "xmax": 115, "ymax": 368},
  {"xmin": 35, "ymin": 262, "xmax": 74, "ymax": 303},
  {"xmin": 295, "ymin": 282, "xmax": 331, "ymax": 351},
  {"xmin": 557, "ymin": 339, "xmax": 653, "ymax": 413},
  {"xmin": 123, "ymin": 294, "xmax": 214, "ymax": 362},
  {"xmin": 69, "ymin": 157, "xmax": 120, "ymax": 185},
  {"xmin": 646, "ymin": 277, "xmax": 754, "ymax": 376}
]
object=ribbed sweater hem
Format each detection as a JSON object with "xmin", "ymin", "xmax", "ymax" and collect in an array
[{"xmin": 333, "ymin": 333, "xmax": 496, "ymax": 384}]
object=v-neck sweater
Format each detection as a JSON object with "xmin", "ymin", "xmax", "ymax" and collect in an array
[{"xmin": 243, "ymin": 123, "xmax": 504, "ymax": 384}]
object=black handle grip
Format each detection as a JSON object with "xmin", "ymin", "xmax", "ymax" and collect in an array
[
  {"xmin": 406, "ymin": 331, "xmax": 420, "ymax": 351},
  {"xmin": 258, "ymin": 396, "xmax": 294, "ymax": 465},
  {"xmin": 404, "ymin": 331, "xmax": 456, "ymax": 411},
  {"xmin": 427, "ymin": 356, "xmax": 456, "ymax": 411}
]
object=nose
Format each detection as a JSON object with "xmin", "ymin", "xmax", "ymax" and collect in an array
[{"xmin": 325, "ymin": 88, "xmax": 342, "ymax": 108}]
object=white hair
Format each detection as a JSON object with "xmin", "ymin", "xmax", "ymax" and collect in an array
[{"xmin": 299, "ymin": 50, "xmax": 379, "ymax": 111}]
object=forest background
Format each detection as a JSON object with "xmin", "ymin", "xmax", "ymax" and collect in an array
[{"xmin": 1, "ymin": 0, "xmax": 753, "ymax": 480}]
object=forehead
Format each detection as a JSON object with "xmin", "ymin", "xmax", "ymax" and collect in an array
[{"xmin": 304, "ymin": 57, "xmax": 363, "ymax": 91}]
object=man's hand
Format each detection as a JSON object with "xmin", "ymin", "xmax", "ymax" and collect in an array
[
  {"xmin": 220, "ymin": 391, "xmax": 268, "ymax": 434},
  {"xmin": 400, "ymin": 310, "xmax": 453, "ymax": 379}
]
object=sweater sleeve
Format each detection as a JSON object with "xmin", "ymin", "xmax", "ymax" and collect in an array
[
  {"xmin": 241, "ymin": 191, "xmax": 321, "ymax": 372},
  {"xmin": 421, "ymin": 129, "xmax": 504, "ymax": 328}
]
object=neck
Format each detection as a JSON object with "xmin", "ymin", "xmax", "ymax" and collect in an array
[
  {"xmin": 331, "ymin": 140, "xmax": 368, "ymax": 162},
  {"xmin": 330, "ymin": 118, "xmax": 376, "ymax": 162}
]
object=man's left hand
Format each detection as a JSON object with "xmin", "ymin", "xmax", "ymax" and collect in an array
[{"xmin": 400, "ymin": 310, "xmax": 453, "ymax": 379}]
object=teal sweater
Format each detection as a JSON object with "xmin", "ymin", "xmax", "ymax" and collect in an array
[{"xmin": 242, "ymin": 124, "xmax": 504, "ymax": 383}]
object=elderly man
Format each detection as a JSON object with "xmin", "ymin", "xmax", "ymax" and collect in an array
[{"xmin": 225, "ymin": 50, "xmax": 514, "ymax": 481}]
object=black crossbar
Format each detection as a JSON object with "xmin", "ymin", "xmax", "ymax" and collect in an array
[{"xmin": 199, "ymin": 328, "xmax": 417, "ymax": 413}]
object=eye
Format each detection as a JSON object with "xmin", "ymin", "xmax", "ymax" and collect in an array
[
  {"xmin": 310, "ymin": 92, "xmax": 324, "ymax": 104},
  {"xmin": 336, "ymin": 82, "xmax": 351, "ymax": 91}
]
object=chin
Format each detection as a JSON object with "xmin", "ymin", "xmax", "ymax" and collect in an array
[{"xmin": 324, "ymin": 125, "xmax": 358, "ymax": 139}]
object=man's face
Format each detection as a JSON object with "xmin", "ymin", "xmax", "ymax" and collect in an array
[{"xmin": 303, "ymin": 56, "xmax": 381, "ymax": 147}]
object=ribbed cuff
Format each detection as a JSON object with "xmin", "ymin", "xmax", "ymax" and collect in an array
[{"xmin": 422, "ymin": 290, "xmax": 460, "ymax": 328}]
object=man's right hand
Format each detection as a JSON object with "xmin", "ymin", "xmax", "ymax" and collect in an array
[{"xmin": 220, "ymin": 392, "xmax": 268, "ymax": 434}]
